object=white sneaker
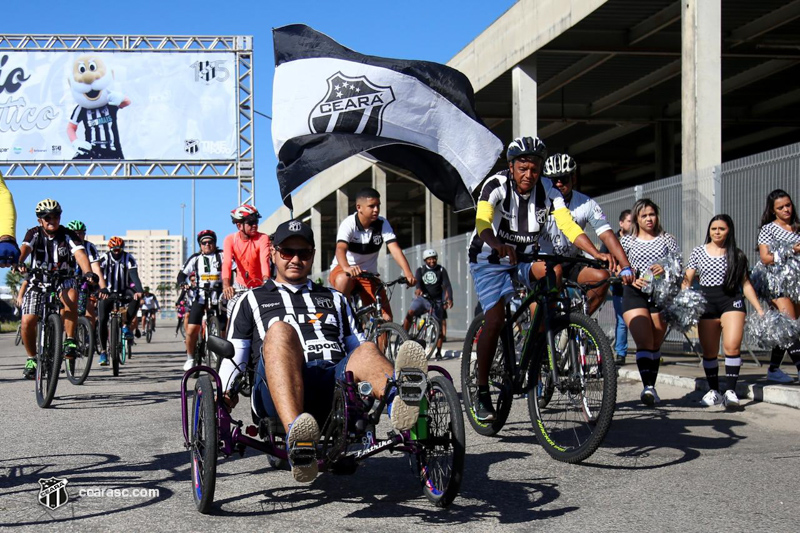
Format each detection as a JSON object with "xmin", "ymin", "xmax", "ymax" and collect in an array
[
  {"xmin": 183, "ymin": 358, "xmax": 194, "ymax": 372},
  {"xmin": 701, "ymin": 389, "xmax": 723, "ymax": 407},
  {"xmin": 723, "ymin": 390, "xmax": 740, "ymax": 408},
  {"xmin": 640, "ymin": 386, "xmax": 660, "ymax": 406},
  {"xmin": 766, "ymin": 368, "xmax": 793, "ymax": 383}
]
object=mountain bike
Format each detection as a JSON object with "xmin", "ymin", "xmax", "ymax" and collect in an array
[
  {"xmin": 106, "ymin": 293, "xmax": 134, "ymax": 377},
  {"xmin": 461, "ymin": 253, "xmax": 616, "ymax": 463},
  {"xmin": 407, "ymin": 294, "xmax": 443, "ymax": 359},
  {"xmin": 191, "ymin": 287, "xmax": 224, "ymax": 371},
  {"xmin": 349, "ymin": 272, "xmax": 410, "ymax": 362},
  {"xmin": 143, "ymin": 310, "xmax": 156, "ymax": 343},
  {"xmin": 65, "ymin": 277, "xmax": 96, "ymax": 385},
  {"xmin": 27, "ymin": 269, "xmax": 74, "ymax": 408}
]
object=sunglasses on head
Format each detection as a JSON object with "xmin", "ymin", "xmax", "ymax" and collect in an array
[{"xmin": 277, "ymin": 246, "xmax": 314, "ymax": 261}]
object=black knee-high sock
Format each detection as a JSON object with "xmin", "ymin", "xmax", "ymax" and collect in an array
[
  {"xmin": 636, "ymin": 350, "xmax": 654, "ymax": 386},
  {"xmin": 769, "ymin": 346, "xmax": 785, "ymax": 372},
  {"xmin": 725, "ymin": 355, "xmax": 742, "ymax": 393},
  {"xmin": 651, "ymin": 351, "xmax": 662, "ymax": 385},
  {"xmin": 703, "ymin": 358, "xmax": 720, "ymax": 392},
  {"xmin": 787, "ymin": 339, "xmax": 800, "ymax": 371}
]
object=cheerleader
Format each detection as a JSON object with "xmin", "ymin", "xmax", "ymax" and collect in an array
[
  {"xmin": 620, "ymin": 199, "xmax": 680, "ymax": 406},
  {"xmin": 758, "ymin": 189, "xmax": 800, "ymax": 383},
  {"xmin": 682, "ymin": 215, "xmax": 764, "ymax": 408}
]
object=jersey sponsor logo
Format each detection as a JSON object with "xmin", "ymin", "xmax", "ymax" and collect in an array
[
  {"xmin": 498, "ymin": 228, "xmax": 538, "ymax": 245},
  {"xmin": 422, "ymin": 271, "xmax": 437, "ymax": 285},
  {"xmin": 592, "ymin": 204, "xmax": 606, "ymax": 220},
  {"xmin": 261, "ymin": 302, "xmax": 281, "ymax": 309},
  {"xmin": 305, "ymin": 339, "xmax": 344, "ymax": 353},
  {"xmin": 308, "ymin": 72, "xmax": 396, "ymax": 136},
  {"xmin": 282, "ymin": 313, "xmax": 338, "ymax": 326},
  {"xmin": 200, "ymin": 274, "xmax": 220, "ymax": 281},
  {"xmin": 314, "ymin": 296, "xmax": 334, "ymax": 309}
]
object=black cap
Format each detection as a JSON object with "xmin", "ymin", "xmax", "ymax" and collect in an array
[{"xmin": 272, "ymin": 219, "xmax": 315, "ymax": 247}]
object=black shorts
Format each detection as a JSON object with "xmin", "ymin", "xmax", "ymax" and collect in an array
[
  {"xmin": 622, "ymin": 285, "xmax": 659, "ymax": 314},
  {"xmin": 699, "ymin": 286, "xmax": 746, "ymax": 319},
  {"xmin": 187, "ymin": 301, "xmax": 205, "ymax": 325},
  {"xmin": 562, "ymin": 261, "xmax": 588, "ymax": 283}
]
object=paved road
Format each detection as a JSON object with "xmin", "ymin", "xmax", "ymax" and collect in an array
[{"xmin": 1, "ymin": 329, "xmax": 797, "ymax": 532}]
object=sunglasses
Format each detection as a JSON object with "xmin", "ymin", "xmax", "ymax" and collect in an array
[
  {"xmin": 110, "ymin": 247, "xmax": 122, "ymax": 253},
  {"xmin": 242, "ymin": 217, "xmax": 259, "ymax": 226},
  {"xmin": 277, "ymin": 247, "xmax": 314, "ymax": 261},
  {"xmin": 41, "ymin": 214, "xmax": 61, "ymax": 222},
  {"xmin": 200, "ymin": 240, "xmax": 215, "ymax": 246}
]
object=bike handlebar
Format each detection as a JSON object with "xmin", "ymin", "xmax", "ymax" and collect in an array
[{"xmin": 519, "ymin": 252, "xmax": 609, "ymax": 271}]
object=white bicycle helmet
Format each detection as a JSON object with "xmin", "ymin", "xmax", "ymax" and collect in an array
[
  {"xmin": 544, "ymin": 153, "xmax": 577, "ymax": 179},
  {"xmin": 35, "ymin": 198, "xmax": 62, "ymax": 218},
  {"xmin": 422, "ymin": 249, "xmax": 438, "ymax": 260}
]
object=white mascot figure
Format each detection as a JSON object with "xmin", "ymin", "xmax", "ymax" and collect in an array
[{"xmin": 66, "ymin": 55, "xmax": 130, "ymax": 160}]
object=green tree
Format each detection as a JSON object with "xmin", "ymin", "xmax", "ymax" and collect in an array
[{"xmin": 6, "ymin": 269, "xmax": 23, "ymax": 297}]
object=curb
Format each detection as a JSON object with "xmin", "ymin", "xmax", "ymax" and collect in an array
[{"xmin": 617, "ymin": 368, "xmax": 800, "ymax": 410}]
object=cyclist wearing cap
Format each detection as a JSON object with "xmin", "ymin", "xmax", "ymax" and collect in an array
[
  {"xmin": 468, "ymin": 136, "xmax": 613, "ymax": 422},
  {"xmin": 0, "ymin": 171, "xmax": 20, "ymax": 267},
  {"xmin": 179, "ymin": 230, "xmax": 224, "ymax": 371},
  {"xmin": 402, "ymin": 249, "xmax": 453, "ymax": 359},
  {"xmin": 540, "ymin": 153, "xmax": 633, "ymax": 315},
  {"xmin": 223, "ymin": 219, "xmax": 427, "ymax": 483},
  {"xmin": 329, "ymin": 187, "xmax": 416, "ymax": 323},
  {"xmin": 17, "ymin": 199, "xmax": 95, "ymax": 378},
  {"xmin": 67, "ymin": 219, "xmax": 109, "ymax": 329},
  {"xmin": 222, "ymin": 204, "xmax": 272, "ymax": 327},
  {"xmin": 96, "ymin": 237, "xmax": 143, "ymax": 366}
]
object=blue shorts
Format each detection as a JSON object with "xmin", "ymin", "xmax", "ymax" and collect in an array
[
  {"xmin": 469, "ymin": 262, "xmax": 534, "ymax": 313},
  {"xmin": 408, "ymin": 296, "xmax": 446, "ymax": 321},
  {"xmin": 252, "ymin": 354, "xmax": 351, "ymax": 424}
]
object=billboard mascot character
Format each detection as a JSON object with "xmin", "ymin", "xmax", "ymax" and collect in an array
[{"xmin": 66, "ymin": 55, "xmax": 130, "ymax": 160}]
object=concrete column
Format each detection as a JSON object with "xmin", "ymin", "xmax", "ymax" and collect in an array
[
  {"xmin": 654, "ymin": 121, "xmax": 676, "ymax": 179},
  {"xmin": 512, "ymin": 56, "xmax": 537, "ymax": 139},
  {"xmin": 681, "ymin": 0, "xmax": 721, "ymax": 251},
  {"xmin": 446, "ymin": 206, "xmax": 457, "ymax": 239},
  {"xmin": 310, "ymin": 205, "xmax": 322, "ymax": 277},
  {"xmin": 336, "ymin": 188, "xmax": 350, "ymax": 224},
  {"xmin": 425, "ymin": 191, "xmax": 445, "ymax": 244},
  {"xmin": 372, "ymin": 165, "xmax": 388, "ymax": 272}
]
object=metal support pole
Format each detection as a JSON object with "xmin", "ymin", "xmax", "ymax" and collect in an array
[
  {"xmin": 191, "ymin": 179, "xmax": 196, "ymax": 254},
  {"xmin": 180, "ymin": 203, "xmax": 186, "ymax": 259}
]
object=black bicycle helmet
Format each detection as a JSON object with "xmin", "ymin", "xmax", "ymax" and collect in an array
[{"xmin": 506, "ymin": 136, "xmax": 547, "ymax": 163}]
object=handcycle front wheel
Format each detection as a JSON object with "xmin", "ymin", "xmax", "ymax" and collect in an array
[
  {"xmin": 190, "ymin": 375, "xmax": 218, "ymax": 514},
  {"xmin": 36, "ymin": 313, "xmax": 63, "ymax": 408},
  {"xmin": 415, "ymin": 375, "xmax": 465, "ymax": 507},
  {"xmin": 460, "ymin": 313, "xmax": 513, "ymax": 436},
  {"xmin": 66, "ymin": 316, "xmax": 94, "ymax": 385},
  {"xmin": 527, "ymin": 312, "xmax": 616, "ymax": 463}
]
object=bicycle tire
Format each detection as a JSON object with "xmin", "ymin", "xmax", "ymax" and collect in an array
[
  {"xmin": 371, "ymin": 322, "xmax": 409, "ymax": 362},
  {"xmin": 15, "ymin": 324, "xmax": 22, "ymax": 346},
  {"xmin": 418, "ymin": 316, "xmax": 441, "ymax": 360},
  {"xmin": 146, "ymin": 319, "xmax": 153, "ymax": 343},
  {"xmin": 36, "ymin": 313, "xmax": 63, "ymax": 408},
  {"xmin": 527, "ymin": 312, "xmax": 616, "ymax": 463},
  {"xmin": 190, "ymin": 375, "xmax": 218, "ymax": 514},
  {"xmin": 110, "ymin": 316, "xmax": 120, "ymax": 377},
  {"xmin": 416, "ymin": 375, "xmax": 465, "ymax": 508},
  {"xmin": 460, "ymin": 313, "xmax": 513, "ymax": 436},
  {"xmin": 66, "ymin": 316, "xmax": 94, "ymax": 385},
  {"xmin": 205, "ymin": 316, "xmax": 222, "ymax": 370}
]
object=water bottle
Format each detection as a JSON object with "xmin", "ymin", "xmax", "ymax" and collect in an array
[
  {"xmin": 77, "ymin": 281, "xmax": 89, "ymax": 316},
  {"xmin": 640, "ymin": 270, "xmax": 654, "ymax": 295},
  {"xmin": 410, "ymin": 396, "xmax": 429, "ymax": 440}
]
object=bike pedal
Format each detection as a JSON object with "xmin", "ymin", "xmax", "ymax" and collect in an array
[
  {"xmin": 288, "ymin": 442, "xmax": 317, "ymax": 466},
  {"xmin": 396, "ymin": 369, "xmax": 427, "ymax": 402}
]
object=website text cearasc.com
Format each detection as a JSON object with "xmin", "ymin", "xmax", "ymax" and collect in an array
[{"xmin": 79, "ymin": 487, "xmax": 160, "ymax": 498}]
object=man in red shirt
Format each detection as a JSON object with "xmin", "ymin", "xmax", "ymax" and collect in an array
[{"xmin": 222, "ymin": 204, "xmax": 272, "ymax": 324}]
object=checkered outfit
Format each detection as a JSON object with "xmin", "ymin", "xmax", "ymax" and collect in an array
[
  {"xmin": 686, "ymin": 246, "xmax": 727, "ymax": 287},
  {"xmin": 620, "ymin": 233, "xmax": 680, "ymax": 277}
]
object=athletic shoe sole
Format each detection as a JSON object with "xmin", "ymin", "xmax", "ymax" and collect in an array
[
  {"xmin": 641, "ymin": 389, "xmax": 655, "ymax": 407},
  {"xmin": 287, "ymin": 413, "xmax": 320, "ymax": 483},
  {"xmin": 391, "ymin": 341, "xmax": 428, "ymax": 431}
]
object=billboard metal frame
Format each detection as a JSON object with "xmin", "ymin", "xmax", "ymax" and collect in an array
[{"xmin": 0, "ymin": 34, "xmax": 255, "ymax": 205}]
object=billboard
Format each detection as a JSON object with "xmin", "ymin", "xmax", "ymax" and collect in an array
[{"xmin": 0, "ymin": 51, "xmax": 238, "ymax": 161}]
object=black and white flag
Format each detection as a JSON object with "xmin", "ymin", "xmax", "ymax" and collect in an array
[{"xmin": 272, "ymin": 24, "xmax": 503, "ymax": 210}]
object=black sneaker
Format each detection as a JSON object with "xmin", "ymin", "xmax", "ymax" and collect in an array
[
  {"xmin": 475, "ymin": 394, "xmax": 496, "ymax": 422},
  {"xmin": 134, "ymin": 329, "xmax": 141, "ymax": 338},
  {"xmin": 23, "ymin": 358, "xmax": 37, "ymax": 379},
  {"xmin": 63, "ymin": 338, "xmax": 77, "ymax": 360},
  {"xmin": 615, "ymin": 355, "xmax": 626, "ymax": 366}
]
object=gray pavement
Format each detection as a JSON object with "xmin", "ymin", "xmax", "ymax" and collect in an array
[{"xmin": 1, "ymin": 330, "xmax": 798, "ymax": 531}]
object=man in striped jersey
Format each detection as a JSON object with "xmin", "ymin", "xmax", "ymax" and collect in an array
[{"xmin": 222, "ymin": 219, "xmax": 427, "ymax": 483}]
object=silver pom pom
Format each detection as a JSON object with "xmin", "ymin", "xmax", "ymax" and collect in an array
[
  {"xmin": 744, "ymin": 308, "xmax": 800, "ymax": 349},
  {"xmin": 646, "ymin": 252, "xmax": 683, "ymax": 308},
  {"xmin": 663, "ymin": 289, "xmax": 707, "ymax": 333}
]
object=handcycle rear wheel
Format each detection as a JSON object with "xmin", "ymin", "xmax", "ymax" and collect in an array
[
  {"xmin": 66, "ymin": 316, "xmax": 94, "ymax": 385},
  {"xmin": 190, "ymin": 375, "xmax": 218, "ymax": 514},
  {"xmin": 415, "ymin": 375, "xmax": 465, "ymax": 507},
  {"xmin": 527, "ymin": 312, "xmax": 616, "ymax": 463},
  {"xmin": 36, "ymin": 313, "xmax": 63, "ymax": 408},
  {"xmin": 461, "ymin": 313, "xmax": 513, "ymax": 436},
  {"xmin": 372, "ymin": 322, "xmax": 409, "ymax": 363},
  {"xmin": 110, "ymin": 316, "xmax": 121, "ymax": 377}
]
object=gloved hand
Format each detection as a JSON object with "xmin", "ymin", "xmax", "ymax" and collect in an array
[
  {"xmin": 107, "ymin": 91, "xmax": 125, "ymax": 107},
  {"xmin": 72, "ymin": 139, "xmax": 92, "ymax": 155},
  {"xmin": 0, "ymin": 240, "xmax": 20, "ymax": 267}
]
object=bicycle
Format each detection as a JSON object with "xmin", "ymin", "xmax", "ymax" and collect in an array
[
  {"xmin": 407, "ymin": 294, "xmax": 443, "ymax": 360},
  {"xmin": 461, "ymin": 253, "xmax": 616, "ymax": 463},
  {"xmin": 65, "ymin": 278, "xmax": 96, "ymax": 386},
  {"xmin": 26, "ymin": 268, "xmax": 74, "ymax": 408},
  {"xmin": 190, "ymin": 287, "xmax": 224, "ymax": 371},
  {"xmin": 181, "ymin": 336, "xmax": 465, "ymax": 513},
  {"xmin": 348, "ymin": 272, "xmax": 410, "ymax": 362},
  {"xmin": 142, "ymin": 311, "xmax": 156, "ymax": 343},
  {"xmin": 106, "ymin": 293, "xmax": 134, "ymax": 377}
]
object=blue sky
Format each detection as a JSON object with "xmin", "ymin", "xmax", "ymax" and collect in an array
[{"xmin": 2, "ymin": 0, "xmax": 515, "ymax": 258}]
